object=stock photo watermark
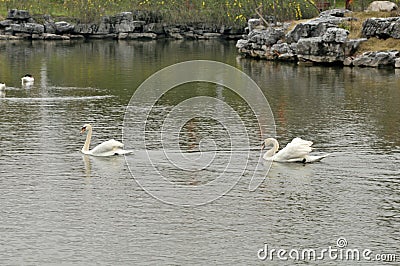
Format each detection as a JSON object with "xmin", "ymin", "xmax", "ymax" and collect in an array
[
  {"xmin": 123, "ymin": 60, "xmax": 275, "ymax": 206},
  {"xmin": 257, "ymin": 237, "xmax": 398, "ymax": 262}
]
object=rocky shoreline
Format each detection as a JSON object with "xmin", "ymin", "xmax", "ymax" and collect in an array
[
  {"xmin": 1, "ymin": 7, "xmax": 399, "ymax": 68},
  {"xmin": 0, "ymin": 9, "xmax": 243, "ymax": 41},
  {"xmin": 236, "ymin": 9, "xmax": 400, "ymax": 68}
]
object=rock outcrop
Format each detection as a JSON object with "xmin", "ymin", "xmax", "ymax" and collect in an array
[
  {"xmin": 237, "ymin": 9, "xmax": 366, "ymax": 64},
  {"xmin": 345, "ymin": 50, "xmax": 400, "ymax": 67},
  {"xmin": 0, "ymin": 9, "xmax": 244, "ymax": 41},
  {"xmin": 361, "ymin": 17, "xmax": 400, "ymax": 39},
  {"xmin": 237, "ymin": 8, "xmax": 399, "ymax": 68},
  {"xmin": 367, "ymin": 1, "xmax": 398, "ymax": 12}
]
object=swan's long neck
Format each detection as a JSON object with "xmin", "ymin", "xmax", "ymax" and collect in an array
[
  {"xmin": 272, "ymin": 139, "xmax": 279, "ymax": 153},
  {"xmin": 82, "ymin": 127, "xmax": 92, "ymax": 152},
  {"xmin": 264, "ymin": 139, "xmax": 279, "ymax": 158}
]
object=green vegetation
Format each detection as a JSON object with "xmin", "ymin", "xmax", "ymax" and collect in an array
[
  {"xmin": 1, "ymin": 1, "xmax": 399, "ymax": 25},
  {"xmin": 0, "ymin": 0, "xmax": 321, "ymax": 25}
]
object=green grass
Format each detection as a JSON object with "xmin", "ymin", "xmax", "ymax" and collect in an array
[{"xmin": 0, "ymin": 0, "xmax": 319, "ymax": 25}]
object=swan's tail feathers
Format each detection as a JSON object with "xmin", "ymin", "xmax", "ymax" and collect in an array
[
  {"xmin": 306, "ymin": 153, "xmax": 330, "ymax": 163},
  {"xmin": 114, "ymin": 149, "xmax": 134, "ymax": 155}
]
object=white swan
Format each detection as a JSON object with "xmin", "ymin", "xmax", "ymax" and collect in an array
[
  {"xmin": 21, "ymin": 74, "xmax": 34, "ymax": 84},
  {"xmin": 80, "ymin": 124, "xmax": 133, "ymax": 156},
  {"xmin": 262, "ymin": 137, "xmax": 329, "ymax": 163},
  {"xmin": 0, "ymin": 82, "xmax": 5, "ymax": 90}
]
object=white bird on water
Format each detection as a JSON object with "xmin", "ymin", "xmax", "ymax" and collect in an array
[
  {"xmin": 80, "ymin": 123, "xmax": 133, "ymax": 156},
  {"xmin": 21, "ymin": 74, "xmax": 34, "ymax": 85},
  {"xmin": 262, "ymin": 137, "xmax": 329, "ymax": 163}
]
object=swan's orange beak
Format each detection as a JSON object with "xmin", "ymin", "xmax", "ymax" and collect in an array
[
  {"xmin": 80, "ymin": 127, "xmax": 86, "ymax": 134},
  {"xmin": 261, "ymin": 142, "xmax": 265, "ymax": 150}
]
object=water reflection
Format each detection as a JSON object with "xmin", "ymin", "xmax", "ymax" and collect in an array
[{"xmin": 0, "ymin": 40, "xmax": 399, "ymax": 264}]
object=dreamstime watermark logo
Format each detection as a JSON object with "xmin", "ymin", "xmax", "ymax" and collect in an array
[
  {"xmin": 257, "ymin": 237, "xmax": 398, "ymax": 262},
  {"xmin": 123, "ymin": 60, "xmax": 275, "ymax": 206}
]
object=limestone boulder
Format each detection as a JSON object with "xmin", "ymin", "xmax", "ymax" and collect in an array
[{"xmin": 367, "ymin": 1, "xmax": 398, "ymax": 12}]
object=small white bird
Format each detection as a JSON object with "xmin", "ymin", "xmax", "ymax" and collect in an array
[
  {"xmin": 0, "ymin": 82, "xmax": 5, "ymax": 90},
  {"xmin": 262, "ymin": 137, "xmax": 329, "ymax": 163},
  {"xmin": 21, "ymin": 74, "xmax": 34, "ymax": 84},
  {"xmin": 80, "ymin": 123, "xmax": 133, "ymax": 156}
]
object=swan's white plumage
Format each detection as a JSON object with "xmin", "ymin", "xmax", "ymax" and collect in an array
[
  {"xmin": 80, "ymin": 124, "xmax": 132, "ymax": 156},
  {"xmin": 262, "ymin": 137, "xmax": 328, "ymax": 163},
  {"xmin": 0, "ymin": 83, "xmax": 5, "ymax": 90},
  {"xmin": 21, "ymin": 74, "xmax": 34, "ymax": 85}
]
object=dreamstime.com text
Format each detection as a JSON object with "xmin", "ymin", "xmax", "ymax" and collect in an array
[{"xmin": 257, "ymin": 237, "xmax": 398, "ymax": 262}]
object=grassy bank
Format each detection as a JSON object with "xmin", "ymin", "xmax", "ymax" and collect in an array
[
  {"xmin": 342, "ymin": 11, "xmax": 400, "ymax": 54},
  {"xmin": 0, "ymin": 0, "xmax": 321, "ymax": 25}
]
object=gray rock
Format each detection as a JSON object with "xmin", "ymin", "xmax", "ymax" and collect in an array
[
  {"xmin": 343, "ymin": 57, "xmax": 354, "ymax": 66},
  {"xmin": 248, "ymin": 19, "xmax": 264, "ymax": 32},
  {"xmin": 118, "ymin": 32, "xmax": 157, "ymax": 40},
  {"xmin": 297, "ymin": 37, "xmax": 345, "ymax": 63},
  {"xmin": 9, "ymin": 23, "xmax": 44, "ymax": 34},
  {"xmin": 55, "ymin": 21, "xmax": 75, "ymax": 34},
  {"xmin": 43, "ymin": 33, "xmax": 70, "ymax": 40},
  {"xmin": 321, "ymin": 27, "xmax": 349, "ymax": 43},
  {"xmin": 352, "ymin": 50, "xmax": 399, "ymax": 67},
  {"xmin": 183, "ymin": 31, "xmax": 196, "ymax": 39},
  {"xmin": 116, "ymin": 20, "xmax": 145, "ymax": 33},
  {"xmin": 0, "ymin": 20, "xmax": 13, "ymax": 27},
  {"xmin": 367, "ymin": 1, "xmax": 398, "ymax": 12},
  {"xmin": 165, "ymin": 27, "xmax": 183, "ymax": 39},
  {"xmin": 88, "ymin": 33, "xmax": 117, "ymax": 39},
  {"xmin": 236, "ymin": 39, "xmax": 248, "ymax": 49},
  {"xmin": 286, "ymin": 14, "xmax": 351, "ymax": 43},
  {"xmin": 362, "ymin": 17, "xmax": 400, "ymax": 39},
  {"xmin": 73, "ymin": 24, "xmax": 97, "ymax": 34},
  {"xmin": 248, "ymin": 27, "xmax": 285, "ymax": 46},
  {"xmin": 98, "ymin": 18, "xmax": 113, "ymax": 34},
  {"xmin": 0, "ymin": 34, "xmax": 22, "ymax": 40},
  {"xmin": 7, "ymin": 9, "xmax": 31, "ymax": 20},
  {"xmin": 44, "ymin": 22, "xmax": 56, "ymax": 34},
  {"xmin": 144, "ymin": 23, "xmax": 164, "ymax": 34},
  {"xmin": 271, "ymin": 43, "xmax": 297, "ymax": 61},
  {"xmin": 114, "ymin": 12, "xmax": 133, "ymax": 22},
  {"xmin": 344, "ymin": 38, "xmax": 368, "ymax": 56},
  {"xmin": 202, "ymin": 33, "xmax": 221, "ymax": 39},
  {"xmin": 319, "ymin": 9, "xmax": 351, "ymax": 17},
  {"xmin": 115, "ymin": 21, "xmax": 136, "ymax": 33},
  {"xmin": 395, "ymin": 58, "xmax": 400, "ymax": 68}
]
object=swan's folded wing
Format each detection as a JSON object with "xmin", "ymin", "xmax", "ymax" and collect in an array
[
  {"xmin": 274, "ymin": 138, "xmax": 313, "ymax": 161},
  {"xmin": 91, "ymin": 139, "xmax": 124, "ymax": 155},
  {"xmin": 289, "ymin": 137, "xmax": 313, "ymax": 147}
]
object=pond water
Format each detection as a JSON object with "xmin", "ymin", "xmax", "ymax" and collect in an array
[{"xmin": 0, "ymin": 40, "xmax": 399, "ymax": 265}]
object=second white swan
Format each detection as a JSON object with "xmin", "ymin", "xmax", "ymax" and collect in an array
[
  {"xmin": 262, "ymin": 137, "xmax": 328, "ymax": 163},
  {"xmin": 80, "ymin": 124, "xmax": 133, "ymax": 156},
  {"xmin": 21, "ymin": 74, "xmax": 34, "ymax": 84}
]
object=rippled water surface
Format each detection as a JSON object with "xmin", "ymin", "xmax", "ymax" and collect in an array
[{"xmin": 0, "ymin": 40, "xmax": 399, "ymax": 265}]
